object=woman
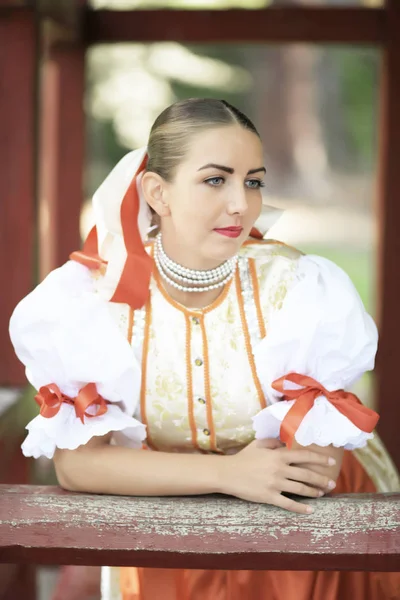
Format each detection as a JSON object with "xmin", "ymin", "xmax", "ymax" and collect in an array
[{"xmin": 10, "ymin": 98, "xmax": 400, "ymax": 600}]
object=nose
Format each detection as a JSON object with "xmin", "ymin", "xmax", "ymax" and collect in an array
[{"xmin": 227, "ymin": 184, "xmax": 248, "ymax": 216}]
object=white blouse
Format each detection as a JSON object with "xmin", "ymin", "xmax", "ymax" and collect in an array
[{"xmin": 9, "ymin": 240, "xmax": 377, "ymax": 459}]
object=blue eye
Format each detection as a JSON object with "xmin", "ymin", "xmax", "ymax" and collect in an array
[
  {"xmin": 205, "ymin": 176, "xmax": 225, "ymax": 186},
  {"xmin": 246, "ymin": 179, "xmax": 265, "ymax": 189}
]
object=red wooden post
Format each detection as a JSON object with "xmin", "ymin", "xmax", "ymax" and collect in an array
[
  {"xmin": 38, "ymin": 43, "xmax": 85, "ymax": 280},
  {"xmin": 0, "ymin": 564, "xmax": 36, "ymax": 600},
  {"xmin": 0, "ymin": 4, "xmax": 38, "ymax": 593},
  {"xmin": 0, "ymin": 7, "xmax": 37, "ymax": 386},
  {"xmin": 376, "ymin": 0, "xmax": 400, "ymax": 472}
]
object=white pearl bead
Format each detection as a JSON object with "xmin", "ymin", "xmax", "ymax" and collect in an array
[{"xmin": 154, "ymin": 233, "xmax": 238, "ymax": 293}]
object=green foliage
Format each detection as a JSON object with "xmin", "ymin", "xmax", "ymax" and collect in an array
[
  {"xmin": 299, "ymin": 244, "xmax": 375, "ymax": 315},
  {"xmin": 334, "ymin": 48, "xmax": 379, "ymax": 169}
]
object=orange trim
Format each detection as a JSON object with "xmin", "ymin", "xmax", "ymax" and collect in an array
[
  {"xmin": 235, "ymin": 269, "xmax": 267, "ymax": 410},
  {"xmin": 199, "ymin": 315, "xmax": 219, "ymax": 453},
  {"xmin": 249, "ymin": 258, "xmax": 267, "ymax": 340},
  {"xmin": 184, "ymin": 314, "xmax": 199, "ymax": 449},
  {"xmin": 140, "ymin": 299, "xmax": 157, "ymax": 450},
  {"xmin": 127, "ymin": 307, "xmax": 134, "ymax": 345},
  {"xmin": 153, "ymin": 267, "xmax": 233, "ymax": 316}
]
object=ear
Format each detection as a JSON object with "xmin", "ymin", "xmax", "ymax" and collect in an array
[{"xmin": 141, "ymin": 171, "xmax": 171, "ymax": 218}]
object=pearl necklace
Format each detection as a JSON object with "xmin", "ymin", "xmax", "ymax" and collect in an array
[{"xmin": 155, "ymin": 233, "xmax": 238, "ymax": 292}]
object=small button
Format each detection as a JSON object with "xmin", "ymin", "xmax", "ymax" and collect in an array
[
  {"xmin": 203, "ymin": 428, "xmax": 210, "ymax": 436},
  {"xmin": 197, "ymin": 397, "xmax": 206, "ymax": 404},
  {"xmin": 191, "ymin": 316, "xmax": 200, "ymax": 325},
  {"xmin": 195, "ymin": 358, "xmax": 203, "ymax": 367}
]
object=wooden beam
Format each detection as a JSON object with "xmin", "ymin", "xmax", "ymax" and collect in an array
[
  {"xmin": 37, "ymin": 42, "xmax": 85, "ymax": 279},
  {"xmin": 0, "ymin": 8, "xmax": 37, "ymax": 386},
  {"xmin": 39, "ymin": 0, "xmax": 84, "ymax": 30},
  {"xmin": 0, "ymin": 1, "xmax": 30, "ymax": 7},
  {"xmin": 375, "ymin": 0, "xmax": 400, "ymax": 472},
  {"xmin": 0, "ymin": 486, "xmax": 399, "ymax": 571},
  {"xmin": 85, "ymin": 7, "xmax": 386, "ymax": 46},
  {"xmin": 38, "ymin": 0, "xmax": 87, "ymax": 46}
]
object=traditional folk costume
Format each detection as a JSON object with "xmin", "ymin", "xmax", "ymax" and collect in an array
[{"xmin": 10, "ymin": 149, "xmax": 400, "ymax": 600}]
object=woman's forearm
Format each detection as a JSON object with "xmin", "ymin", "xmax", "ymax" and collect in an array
[{"xmin": 54, "ymin": 442, "xmax": 226, "ymax": 497}]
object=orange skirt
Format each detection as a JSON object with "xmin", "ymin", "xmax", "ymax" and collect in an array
[{"xmin": 120, "ymin": 451, "xmax": 400, "ymax": 600}]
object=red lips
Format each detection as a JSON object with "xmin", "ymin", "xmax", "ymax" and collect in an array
[{"xmin": 213, "ymin": 226, "xmax": 243, "ymax": 238}]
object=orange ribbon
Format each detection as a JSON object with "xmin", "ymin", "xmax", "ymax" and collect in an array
[
  {"xmin": 35, "ymin": 383, "xmax": 110, "ymax": 424},
  {"xmin": 272, "ymin": 373, "xmax": 379, "ymax": 449},
  {"xmin": 70, "ymin": 154, "xmax": 153, "ymax": 310},
  {"xmin": 70, "ymin": 226, "xmax": 107, "ymax": 271},
  {"xmin": 250, "ymin": 226, "xmax": 264, "ymax": 240}
]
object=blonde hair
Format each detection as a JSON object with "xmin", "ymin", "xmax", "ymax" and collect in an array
[{"xmin": 146, "ymin": 98, "xmax": 260, "ymax": 182}]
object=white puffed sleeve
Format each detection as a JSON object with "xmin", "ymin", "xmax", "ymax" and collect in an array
[
  {"xmin": 9, "ymin": 261, "xmax": 146, "ymax": 459},
  {"xmin": 252, "ymin": 254, "xmax": 378, "ymax": 450}
]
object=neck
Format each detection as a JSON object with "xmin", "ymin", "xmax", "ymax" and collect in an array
[
  {"xmin": 154, "ymin": 232, "xmax": 237, "ymax": 309},
  {"xmin": 160, "ymin": 232, "xmax": 227, "ymax": 272}
]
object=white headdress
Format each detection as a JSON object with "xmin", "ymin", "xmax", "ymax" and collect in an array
[{"xmin": 70, "ymin": 147, "xmax": 153, "ymax": 308}]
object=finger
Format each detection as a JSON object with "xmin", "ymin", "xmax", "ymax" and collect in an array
[
  {"xmin": 285, "ymin": 467, "xmax": 336, "ymax": 491},
  {"xmin": 269, "ymin": 492, "xmax": 314, "ymax": 515},
  {"xmin": 281, "ymin": 449, "xmax": 336, "ymax": 467},
  {"xmin": 256, "ymin": 438, "xmax": 284, "ymax": 450},
  {"xmin": 280, "ymin": 479, "xmax": 324, "ymax": 499}
]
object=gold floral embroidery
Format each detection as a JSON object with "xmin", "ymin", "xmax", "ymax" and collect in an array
[
  {"xmin": 125, "ymin": 242, "xmax": 302, "ymax": 454},
  {"xmin": 154, "ymin": 373, "xmax": 184, "ymax": 400},
  {"xmin": 270, "ymin": 280, "xmax": 289, "ymax": 310}
]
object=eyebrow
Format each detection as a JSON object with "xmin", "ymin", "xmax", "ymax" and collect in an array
[{"xmin": 198, "ymin": 163, "xmax": 266, "ymax": 176}]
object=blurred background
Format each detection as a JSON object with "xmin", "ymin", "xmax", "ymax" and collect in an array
[
  {"xmin": 84, "ymin": 1, "xmax": 381, "ymax": 316},
  {"xmin": 1, "ymin": 0, "xmax": 398, "ymax": 598}
]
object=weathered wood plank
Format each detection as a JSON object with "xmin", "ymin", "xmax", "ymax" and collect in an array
[
  {"xmin": 0, "ymin": 1, "xmax": 30, "ymax": 7},
  {"xmin": 85, "ymin": 8, "xmax": 386, "ymax": 45},
  {"xmin": 0, "ymin": 486, "xmax": 399, "ymax": 571}
]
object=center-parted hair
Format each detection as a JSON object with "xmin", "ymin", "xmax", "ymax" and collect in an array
[{"xmin": 146, "ymin": 98, "xmax": 260, "ymax": 182}]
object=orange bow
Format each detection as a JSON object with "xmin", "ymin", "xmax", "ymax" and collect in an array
[
  {"xmin": 272, "ymin": 373, "xmax": 379, "ymax": 449},
  {"xmin": 35, "ymin": 383, "xmax": 110, "ymax": 424}
]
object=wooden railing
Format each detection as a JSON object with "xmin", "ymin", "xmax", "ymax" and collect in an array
[{"xmin": 1, "ymin": 485, "xmax": 399, "ymax": 572}]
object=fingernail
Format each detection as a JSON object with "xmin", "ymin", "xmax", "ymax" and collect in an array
[
  {"xmin": 328, "ymin": 457, "xmax": 336, "ymax": 466},
  {"xmin": 328, "ymin": 480, "xmax": 336, "ymax": 489},
  {"xmin": 318, "ymin": 490, "xmax": 324, "ymax": 497},
  {"xmin": 306, "ymin": 506, "xmax": 314, "ymax": 514}
]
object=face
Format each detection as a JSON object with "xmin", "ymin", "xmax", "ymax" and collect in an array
[{"xmin": 142, "ymin": 125, "xmax": 265, "ymax": 268}]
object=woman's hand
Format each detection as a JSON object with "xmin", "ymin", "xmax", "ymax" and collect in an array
[{"xmin": 218, "ymin": 439, "xmax": 337, "ymax": 514}]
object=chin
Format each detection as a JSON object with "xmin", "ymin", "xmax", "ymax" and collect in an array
[{"xmin": 209, "ymin": 238, "xmax": 242, "ymax": 263}]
